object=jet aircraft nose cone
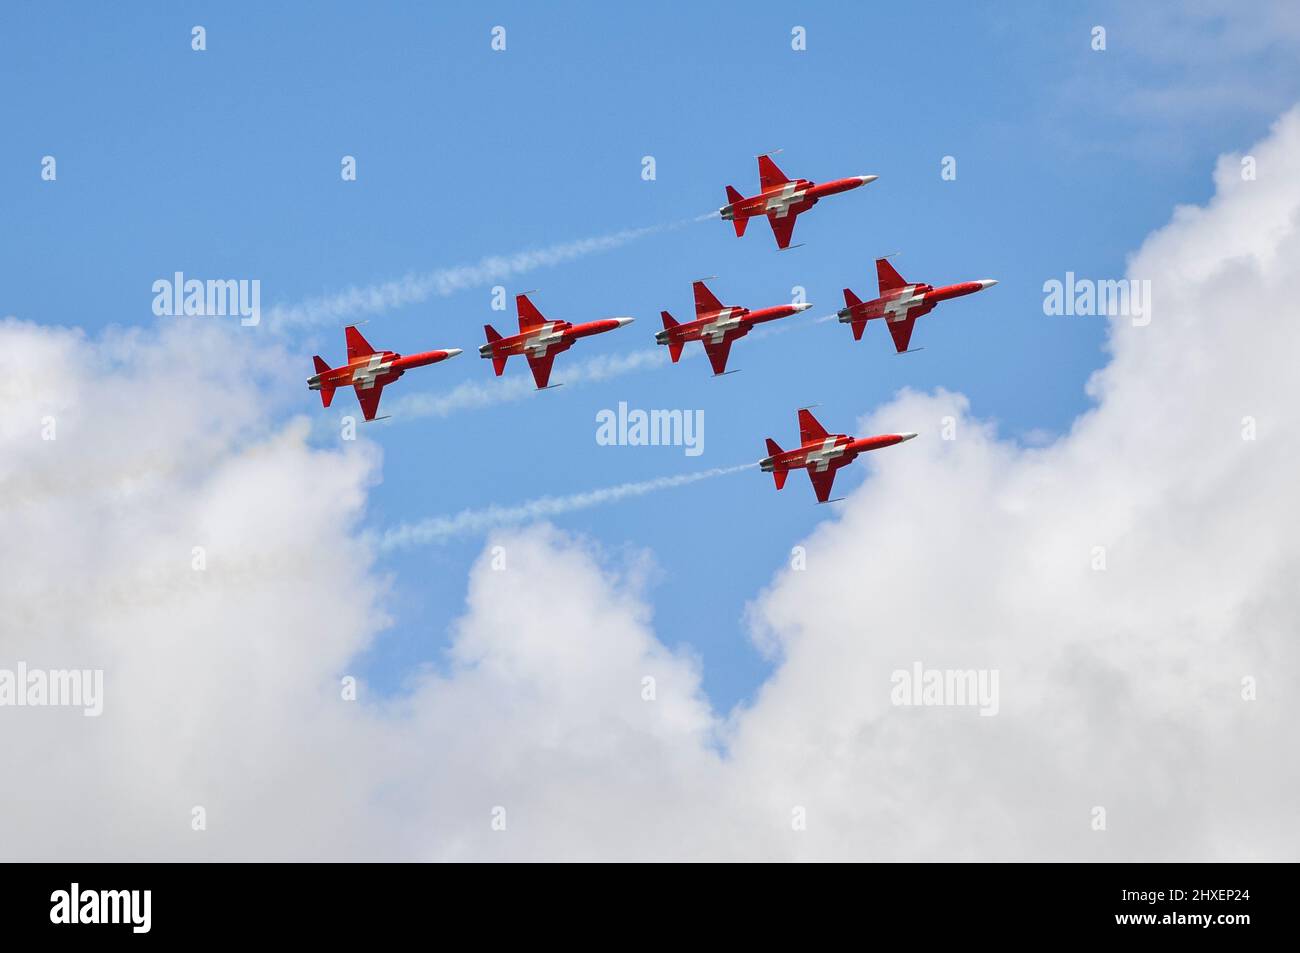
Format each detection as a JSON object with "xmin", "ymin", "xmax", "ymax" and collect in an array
[
  {"xmin": 793, "ymin": 302, "xmax": 814, "ymax": 312},
  {"xmin": 615, "ymin": 317, "xmax": 636, "ymax": 327},
  {"xmin": 978, "ymin": 279, "xmax": 998, "ymax": 289},
  {"xmin": 445, "ymin": 348, "xmax": 463, "ymax": 358},
  {"xmin": 900, "ymin": 432, "xmax": 919, "ymax": 442},
  {"xmin": 859, "ymin": 175, "xmax": 879, "ymax": 185}
]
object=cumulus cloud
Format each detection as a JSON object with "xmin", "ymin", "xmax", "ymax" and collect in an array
[{"xmin": 3, "ymin": 108, "xmax": 1299, "ymax": 861}]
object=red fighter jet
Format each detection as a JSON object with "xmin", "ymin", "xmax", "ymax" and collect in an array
[
  {"xmin": 308, "ymin": 326, "xmax": 461, "ymax": 422},
  {"xmin": 838, "ymin": 258, "xmax": 998, "ymax": 353},
  {"xmin": 480, "ymin": 293, "xmax": 634, "ymax": 389},
  {"xmin": 655, "ymin": 279, "xmax": 812, "ymax": 376},
  {"xmin": 760, "ymin": 408, "xmax": 917, "ymax": 504},
  {"xmin": 720, "ymin": 153, "xmax": 878, "ymax": 250}
]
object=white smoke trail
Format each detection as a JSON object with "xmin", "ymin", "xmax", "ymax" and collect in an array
[
  {"xmin": 265, "ymin": 221, "xmax": 690, "ymax": 329},
  {"xmin": 386, "ymin": 347, "xmax": 672, "ymax": 420},
  {"xmin": 380, "ymin": 462, "xmax": 755, "ymax": 549}
]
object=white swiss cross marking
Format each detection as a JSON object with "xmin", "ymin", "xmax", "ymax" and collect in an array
[
  {"xmin": 352, "ymin": 354, "xmax": 392, "ymax": 389},
  {"xmin": 701, "ymin": 308, "xmax": 743, "ymax": 343},
  {"xmin": 883, "ymin": 287, "xmax": 924, "ymax": 323},
  {"xmin": 806, "ymin": 437, "xmax": 846, "ymax": 472},
  {"xmin": 764, "ymin": 184, "xmax": 805, "ymax": 218},
  {"xmin": 525, "ymin": 323, "xmax": 562, "ymax": 357}
]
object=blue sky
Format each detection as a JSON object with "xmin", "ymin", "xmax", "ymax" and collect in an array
[{"xmin": 3, "ymin": 2, "xmax": 1294, "ymax": 712}]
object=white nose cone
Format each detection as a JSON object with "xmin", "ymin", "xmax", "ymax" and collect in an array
[
  {"xmin": 900, "ymin": 432, "xmax": 919, "ymax": 442},
  {"xmin": 793, "ymin": 302, "xmax": 814, "ymax": 312},
  {"xmin": 859, "ymin": 174, "xmax": 879, "ymax": 185},
  {"xmin": 978, "ymin": 279, "xmax": 998, "ymax": 289},
  {"xmin": 615, "ymin": 317, "xmax": 636, "ymax": 327},
  {"xmin": 445, "ymin": 348, "xmax": 463, "ymax": 358}
]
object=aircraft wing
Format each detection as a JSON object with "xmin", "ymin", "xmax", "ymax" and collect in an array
[
  {"xmin": 886, "ymin": 315, "xmax": 919, "ymax": 353},
  {"xmin": 517, "ymin": 294, "xmax": 547, "ymax": 332},
  {"xmin": 767, "ymin": 211, "xmax": 799, "ymax": 250},
  {"xmin": 758, "ymin": 154, "xmax": 790, "ymax": 190},
  {"xmin": 876, "ymin": 258, "xmax": 909, "ymax": 294},
  {"xmin": 526, "ymin": 350, "xmax": 557, "ymax": 388},
  {"xmin": 354, "ymin": 382, "xmax": 384, "ymax": 421},
  {"xmin": 701, "ymin": 336, "xmax": 733, "ymax": 376},
  {"xmin": 808, "ymin": 467, "xmax": 837, "ymax": 503},
  {"xmin": 798, "ymin": 408, "xmax": 829, "ymax": 445},
  {"xmin": 692, "ymin": 280, "xmax": 725, "ymax": 318},
  {"xmin": 346, "ymin": 325, "xmax": 376, "ymax": 361}
]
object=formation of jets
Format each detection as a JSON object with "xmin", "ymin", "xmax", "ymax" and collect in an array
[{"xmin": 306, "ymin": 152, "xmax": 997, "ymax": 503}]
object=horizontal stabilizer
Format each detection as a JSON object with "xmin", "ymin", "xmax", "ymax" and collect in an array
[
  {"xmin": 312, "ymin": 355, "xmax": 330, "ymax": 375},
  {"xmin": 765, "ymin": 437, "xmax": 783, "ymax": 457},
  {"xmin": 484, "ymin": 323, "xmax": 502, "ymax": 344},
  {"xmin": 492, "ymin": 354, "xmax": 508, "ymax": 376},
  {"xmin": 320, "ymin": 385, "xmax": 335, "ymax": 408},
  {"xmin": 843, "ymin": 288, "xmax": 862, "ymax": 309},
  {"xmin": 660, "ymin": 310, "xmax": 678, "ymax": 330},
  {"xmin": 773, "ymin": 469, "xmax": 788, "ymax": 490},
  {"xmin": 669, "ymin": 341, "xmax": 683, "ymax": 363}
]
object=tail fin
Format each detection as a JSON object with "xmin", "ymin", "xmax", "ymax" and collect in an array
[
  {"xmin": 842, "ymin": 289, "xmax": 866, "ymax": 339},
  {"xmin": 312, "ymin": 357, "xmax": 334, "ymax": 407},
  {"xmin": 725, "ymin": 186, "xmax": 749, "ymax": 237},
  {"xmin": 765, "ymin": 440, "xmax": 788, "ymax": 489},
  {"xmin": 661, "ymin": 311, "xmax": 684, "ymax": 362},
  {"xmin": 484, "ymin": 325, "xmax": 508, "ymax": 375}
]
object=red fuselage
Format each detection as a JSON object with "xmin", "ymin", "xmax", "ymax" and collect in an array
[
  {"xmin": 760, "ymin": 431, "xmax": 914, "ymax": 477},
  {"xmin": 308, "ymin": 348, "xmax": 460, "ymax": 394},
  {"xmin": 655, "ymin": 302, "xmax": 810, "ymax": 347},
  {"xmin": 721, "ymin": 175, "xmax": 873, "ymax": 224},
  {"xmin": 838, "ymin": 258, "xmax": 998, "ymax": 352},
  {"xmin": 479, "ymin": 318, "xmax": 629, "ymax": 361},
  {"xmin": 760, "ymin": 407, "xmax": 917, "ymax": 502},
  {"xmin": 839, "ymin": 280, "xmax": 992, "ymax": 324}
]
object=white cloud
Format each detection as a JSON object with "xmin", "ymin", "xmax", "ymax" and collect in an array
[{"xmin": 3, "ymin": 108, "xmax": 1299, "ymax": 861}]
